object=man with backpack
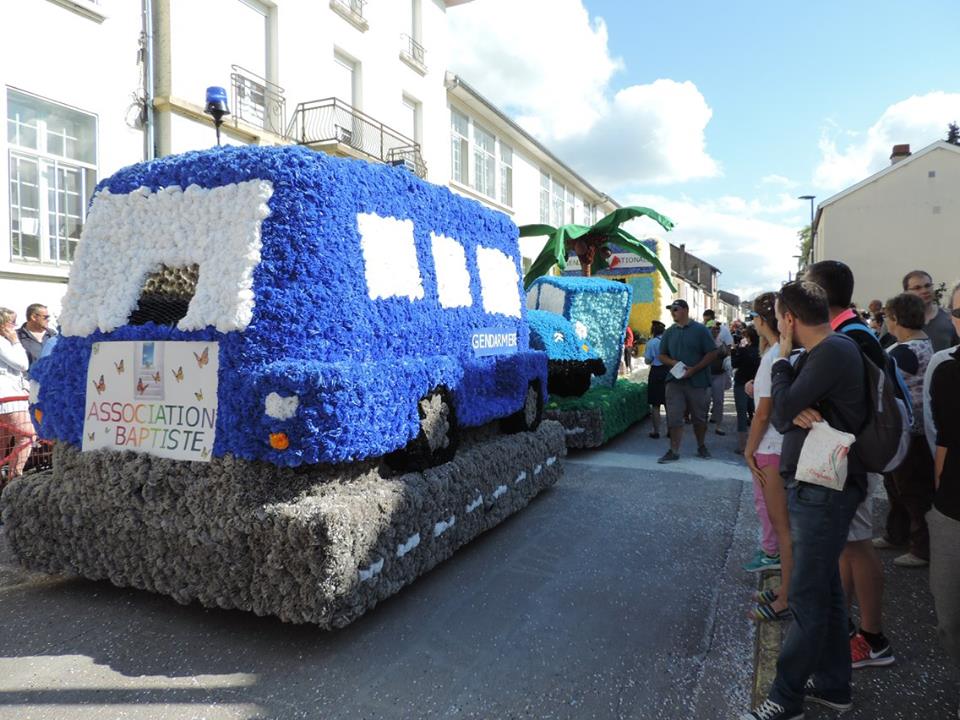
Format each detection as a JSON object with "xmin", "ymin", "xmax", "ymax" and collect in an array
[
  {"xmin": 804, "ymin": 260, "xmax": 897, "ymax": 671},
  {"xmin": 743, "ymin": 280, "xmax": 867, "ymax": 720}
]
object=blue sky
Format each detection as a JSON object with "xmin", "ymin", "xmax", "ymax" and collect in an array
[{"xmin": 448, "ymin": 0, "xmax": 960, "ymax": 298}]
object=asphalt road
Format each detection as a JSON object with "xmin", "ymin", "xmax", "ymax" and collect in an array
[{"xmin": 0, "ymin": 422, "xmax": 761, "ymax": 720}]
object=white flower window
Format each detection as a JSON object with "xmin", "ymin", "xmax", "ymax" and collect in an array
[
  {"xmin": 357, "ymin": 212, "xmax": 424, "ymax": 302},
  {"xmin": 535, "ymin": 283, "xmax": 566, "ymax": 315},
  {"xmin": 430, "ymin": 233, "xmax": 472, "ymax": 308},
  {"xmin": 58, "ymin": 179, "xmax": 273, "ymax": 336},
  {"xmin": 476, "ymin": 246, "xmax": 521, "ymax": 318}
]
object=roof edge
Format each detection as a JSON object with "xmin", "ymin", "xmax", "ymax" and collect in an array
[
  {"xmin": 446, "ymin": 73, "xmax": 619, "ymax": 208},
  {"xmin": 817, "ymin": 140, "xmax": 960, "ymax": 221}
]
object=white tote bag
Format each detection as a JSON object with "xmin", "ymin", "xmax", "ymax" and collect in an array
[{"xmin": 795, "ymin": 421, "xmax": 856, "ymax": 491}]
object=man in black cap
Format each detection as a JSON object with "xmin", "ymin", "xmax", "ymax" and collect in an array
[{"xmin": 658, "ymin": 299, "xmax": 719, "ymax": 462}]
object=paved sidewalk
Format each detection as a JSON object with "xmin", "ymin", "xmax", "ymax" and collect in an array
[{"xmin": 750, "ymin": 503, "xmax": 959, "ymax": 720}]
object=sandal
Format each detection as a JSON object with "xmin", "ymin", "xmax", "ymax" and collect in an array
[
  {"xmin": 753, "ymin": 603, "xmax": 791, "ymax": 622},
  {"xmin": 754, "ymin": 588, "xmax": 778, "ymax": 605}
]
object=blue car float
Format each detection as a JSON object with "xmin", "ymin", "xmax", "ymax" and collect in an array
[{"xmin": 30, "ymin": 146, "xmax": 548, "ymax": 470}]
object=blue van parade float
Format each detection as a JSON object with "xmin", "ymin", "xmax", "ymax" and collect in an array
[
  {"xmin": 29, "ymin": 145, "xmax": 548, "ymax": 470},
  {"xmin": 2, "ymin": 146, "xmax": 566, "ymax": 627}
]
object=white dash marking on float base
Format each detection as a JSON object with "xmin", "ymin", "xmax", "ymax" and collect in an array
[
  {"xmin": 433, "ymin": 516, "xmax": 456, "ymax": 537},
  {"xmin": 396, "ymin": 533, "xmax": 420, "ymax": 558},
  {"xmin": 534, "ymin": 464, "xmax": 543, "ymax": 475},
  {"xmin": 565, "ymin": 427, "xmax": 585, "ymax": 435},
  {"xmin": 466, "ymin": 495, "xmax": 483, "ymax": 513},
  {"xmin": 359, "ymin": 558, "xmax": 384, "ymax": 582},
  {"xmin": 492, "ymin": 484, "xmax": 507, "ymax": 499},
  {"xmin": 546, "ymin": 456, "xmax": 557, "ymax": 466},
  {"xmin": 514, "ymin": 471, "xmax": 527, "ymax": 485}
]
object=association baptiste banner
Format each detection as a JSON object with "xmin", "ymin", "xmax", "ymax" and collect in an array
[{"xmin": 83, "ymin": 341, "xmax": 219, "ymax": 462}]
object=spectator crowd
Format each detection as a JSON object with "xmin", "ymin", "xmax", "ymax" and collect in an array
[
  {"xmin": 645, "ymin": 264, "xmax": 959, "ymax": 720},
  {"xmin": 0, "ymin": 303, "xmax": 55, "ymax": 487}
]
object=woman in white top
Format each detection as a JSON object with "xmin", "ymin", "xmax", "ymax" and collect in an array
[
  {"xmin": 743, "ymin": 292, "xmax": 794, "ymax": 621},
  {"xmin": 0, "ymin": 306, "xmax": 33, "ymax": 481}
]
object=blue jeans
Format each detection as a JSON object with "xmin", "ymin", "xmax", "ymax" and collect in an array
[
  {"xmin": 769, "ymin": 479, "xmax": 865, "ymax": 711},
  {"xmin": 733, "ymin": 383, "xmax": 752, "ymax": 432}
]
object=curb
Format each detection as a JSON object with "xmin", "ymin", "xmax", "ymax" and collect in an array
[{"xmin": 752, "ymin": 571, "xmax": 785, "ymax": 706}]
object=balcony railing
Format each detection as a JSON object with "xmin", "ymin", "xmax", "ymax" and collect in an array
[
  {"xmin": 230, "ymin": 65, "xmax": 286, "ymax": 137},
  {"xmin": 330, "ymin": 0, "xmax": 368, "ymax": 29},
  {"xmin": 400, "ymin": 33, "xmax": 427, "ymax": 72},
  {"xmin": 287, "ymin": 98, "xmax": 427, "ymax": 178}
]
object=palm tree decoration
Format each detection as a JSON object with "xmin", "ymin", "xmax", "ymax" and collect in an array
[{"xmin": 521, "ymin": 206, "xmax": 677, "ymax": 291}]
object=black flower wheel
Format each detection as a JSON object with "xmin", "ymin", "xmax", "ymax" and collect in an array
[
  {"xmin": 386, "ymin": 386, "xmax": 459, "ymax": 472},
  {"xmin": 501, "ymin": 380, "xmax": 544, "ymax": 434}
]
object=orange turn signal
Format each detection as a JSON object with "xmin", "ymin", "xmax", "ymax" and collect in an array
[
  {"xmin": 34, "ymin": 409, "xmax": 43, "ymax": 424},
  {"xmin": 269, "ymin": 432, "xmax": 289, "ymax": 450}
]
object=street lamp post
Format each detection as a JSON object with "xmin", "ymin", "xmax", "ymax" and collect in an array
[{"xmin": 798, "ymin": 195, "xmax": 816, "ymax": 267}]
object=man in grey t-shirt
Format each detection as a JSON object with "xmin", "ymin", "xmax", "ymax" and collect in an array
[{"xmin": 903, "ymin": 270, "xmax": 960, "ymax": 352}]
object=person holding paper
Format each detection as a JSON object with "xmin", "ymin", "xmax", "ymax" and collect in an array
[
  {"xmin": 657, "ymin": 299, "xmax": 718, "ymax": 464},
  {"xmin": 743, "ymin": 280, "xmax": 867, "ymax": 720}
]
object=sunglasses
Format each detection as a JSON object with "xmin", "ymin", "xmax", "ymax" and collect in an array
[{"xmin": 952, "ymin": 308, "xmax": 960, "ymax": 319}]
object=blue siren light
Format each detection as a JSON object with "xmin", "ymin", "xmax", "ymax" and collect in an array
[
  {"xmin": 204, "ymin": 86, "xmax": 230, "ymax": 116},
  {"xmin": 204, "ymin": 86, "xmax": 230, "ymax": 146}
]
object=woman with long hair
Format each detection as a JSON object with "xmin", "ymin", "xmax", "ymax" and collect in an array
[
  {"xmin": 0, "ymin": 306, "xmax": 33, "ymax": 482},
  {"xmin": 644, "ymin": 321, "xmax": 668, "ymax": 439},
  {"xmin": 742, "ymin": 292, "xmax": 794, "ymax": 621}
]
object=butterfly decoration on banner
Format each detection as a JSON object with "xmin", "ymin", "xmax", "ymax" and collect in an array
[{"xmin": 194, "ymin": 347, "xmax": 209, "ymax": 368}]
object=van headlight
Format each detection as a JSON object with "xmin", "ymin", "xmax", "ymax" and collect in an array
[{"xmin": 264, "ymin": 392, "xmax": 299, "ymax": 420}]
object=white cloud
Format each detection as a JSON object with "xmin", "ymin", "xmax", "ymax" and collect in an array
[
  {"xmin": 760, "ymin": 174, "xmax": 798, "ymax": 189},
  {"xmin": 552, "ymin": 80, "xmax": 719, "ymax": 186},
  {"xmin": 447, "ymin": 0, "xmax": 719, "ymax": 186},
  {"xmin": 447, "ymin": 0, "xmax": 619, "ymax": 141},
  {"xmin": 622, "ymin": 194, "xmax": 803, "ymax": 302},
  {"xmin": 814, "ymin": 92, "xmax": 960, "ymax": 191}
]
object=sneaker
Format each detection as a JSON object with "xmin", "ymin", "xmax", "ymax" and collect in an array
[
  {"xmin": 871, "ymin": 536, "xmax": 902, "ymax": 550},
  {"xmin": 893, "ymin": 552, "xmax": 928, "ymax": 567},
  {"xmin": 803, "ymin": 677, "xmax": 852, "ymax": 712},
  {"xmin": 658, "ymin": 449, "xmax": 680, "ymax": 464},
  {"xmin": 743, "ymin": 552, "xmax": 781, "ymax": 573},
  {"xmin": 697, "ymin": 445, "xmax": 712, "ymax": 459},
  {"xmin": 715, "ymin": 428, "xmax": 727, "ymax": 435},
  {"xmin": 850, "ymin": 632, "xmax": 895, "ymax": 668},
  {"xmin": 740, "ymin": 699, "xmax": 803, "ymax": 720}
]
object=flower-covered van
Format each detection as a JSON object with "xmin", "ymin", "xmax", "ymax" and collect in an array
[{"xmin": 30, "ymin": 146, "xmax": 548, "ymax": 469}]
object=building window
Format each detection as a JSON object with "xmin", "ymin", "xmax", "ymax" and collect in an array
[
  {"xmin": 539, "ymin": 171, "xmax": 550, "ymax": 223},
  {"xmin": 333, "ymin": 51, "xmax": 357, "ymax": 107},
  {"xmin": 451, "ymin": 109, "xmax": 469, "ymax": 186},
  {"xmin": 551, "ymin": 178, "xmax": 565, "ymax": 226},
  {"xmin": 401, "ymin": 95, "xmax": 421, "ymax": 144},
  {"xmin": 7, "ymin": 89, "xmax": 96, "ymax": 265},
  {"xmin": 450, "ymin": 109, "xmax": 513, "ymax": 206},
  {"xmin": 472, "ymin": 122, "xmax": 495, "ymax": 198},
  {"xmin": 499, "ymin": 144, "xmax": 513, "ymax": 207},
  {"xmin": 584, "ymin": 202, "xmax": 596, "ymax": 225},
  {"xmin": 565, "ymin": 187, "xmax": 574, "ymax": 224}
]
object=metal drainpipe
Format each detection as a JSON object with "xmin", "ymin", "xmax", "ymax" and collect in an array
[{"xmin": 142, "ymin": 0, "xmax": 155, "ymax": 160}]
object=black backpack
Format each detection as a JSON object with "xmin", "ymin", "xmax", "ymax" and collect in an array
[{"xmin": 837, "ymin": 326, "xmax": 911, "ymax": 473}]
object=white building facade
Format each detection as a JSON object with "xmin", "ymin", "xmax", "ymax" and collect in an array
[
  {"xmin": 813, "ymin": 140, "xmax": 960, "ymax": 306},
  {"xmin": 444, "ymin": 75, "xmax": 617, "ymax": 265},
  {"xmin": 3, "ymin": 0, "xmax": 688, "ymax": 325},
  {"xmin": 2, "ymin": 0, "xmax": 145, "ymax": 320}
]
